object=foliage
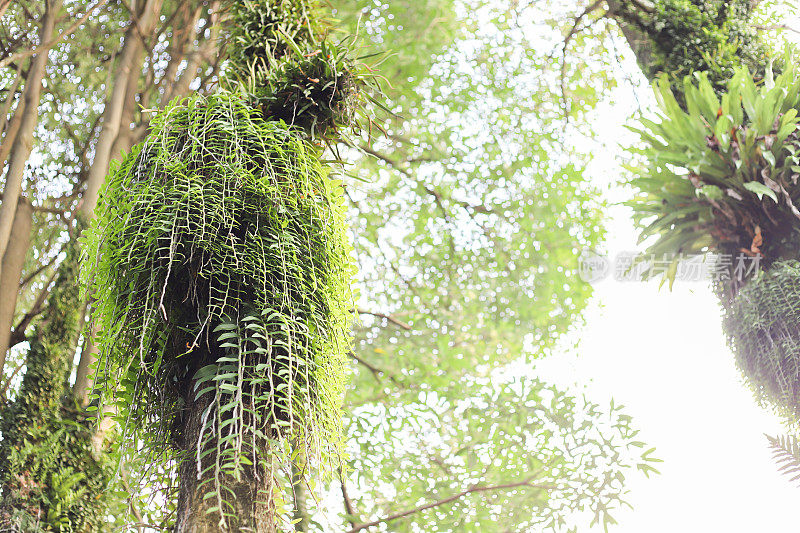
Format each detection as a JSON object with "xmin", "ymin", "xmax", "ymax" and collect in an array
[
  {"xmin": 0, "ymin": 0, "xmax": 661, "ymax": 530},
  {"xmin": 225, "ymin": 0, "xmax": 381, "ymax": 140},
  {"xmin": 766, "ymin": 433, "xmax": 800, "ymax": 486},
  {"xmin": 723, "ymin": 261, "xmax": 800, "ymax": 421},
  {"xmin": 83, "ymin": 91, "xmax": 355, "ymax": 526},
  {"xmin": 0, "ymin": 224, "xmax": 110, "ymax": 532},
  {"xmin": 225, "ymin": 0, "xmax": 328, "ymax": 71},
  {"xmin": 628, "ymin": 60, "xmax": 800, "ymax": 285},
  {"xmin": 340, "ymin": 0, "xmax": 610, "ymax": 407},
  {"xmin": 615, "ymin": 0, "xmax": 768, "ymax": 98},
  {"xmin": 319, "ymin": 1, "xmax": 652, "ymax": 531},
  {"xmin": 345, "ymin": 375, "xmax": 660, "ymax": 532}
]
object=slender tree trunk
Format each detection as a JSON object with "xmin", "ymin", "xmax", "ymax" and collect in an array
[
  {"xmin": 0, "ymin": 0, "xmax": 62, "ymax": 271},
  {"xmin": 0, "ymin": 63, "xmax": 23, "ymax": 140},
  {"xmin": 73, "ymin": 322, "xmax": 97, "ymax": 405},
  {"xmin": 162, "ymin": 1, "xmax": 220, "ymax": 106},
  {"xmin": 0, "ymin": 96, "xmax": 24, "ymax": 172},
  {"xmin": 0, "ymin": 198, "xmax": 32, "ymax": 371},
  {"xmin": 73, "ymin": 0, "xmax": 163, "ymax": 400},
  {"xmin": 0, "ymin": 0, "xmax": 13, "ymax": 21},
  {"xmin": 158, "ymin": 3, "xmax": 203, "ymax": 106},
  {"xmin": 78, "ymin": 0, "xmax": 162, "ymax": 217},
  {"xmin": 108, "ymin": 52, "xmax": 143, "ymax": 161}
]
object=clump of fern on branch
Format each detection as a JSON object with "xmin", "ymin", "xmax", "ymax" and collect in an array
[
  {"xmin": 83, "ymin": 0, "xmax": 377, "ymax": 530},
  {"xmin": 628, "ymin": 60, "xmax": 800, "ymax": 422}
]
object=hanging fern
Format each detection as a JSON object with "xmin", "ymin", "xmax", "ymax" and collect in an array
[
  {"xmin": 765, "ymin": 433, "xmax": 800, "ymax": 485},
  {"xmin": 723, "ymin": 261, "xmax": 800, "ymax": 422},
  {"xmin": 82, "ymin": 90, "xmax": 355, "ymax": 528}
]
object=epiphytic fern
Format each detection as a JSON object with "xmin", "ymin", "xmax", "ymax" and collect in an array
[{"xmin": 765, "ymin": 433, "xmax": 800, "ymax": 486}]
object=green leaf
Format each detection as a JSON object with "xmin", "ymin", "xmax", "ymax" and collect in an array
[{"xmin": 743, "ymin": 181, "xmax": 778, "ymax": 202}]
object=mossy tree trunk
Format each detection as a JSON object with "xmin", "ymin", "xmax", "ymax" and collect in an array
[
  {"xmin": 607, "ymin": 0, "xmax": 768, "ymax": 98},
  {"xmin": 0, "ymin": 221, "xmax": 109, "ymax": 531}
]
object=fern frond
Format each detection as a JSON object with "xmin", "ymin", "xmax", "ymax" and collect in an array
[{"xmin": 765, "ymin": 433, "xmax": 800, "ymax": 485}]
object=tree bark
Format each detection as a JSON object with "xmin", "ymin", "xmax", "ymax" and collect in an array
[
  {"xmin": 0, "ymin": 198, "xmax": 32, "ymax": 373},
  {"xmin": 0, "ymin": 0, "xmax": 61, "ymax": 272},
  {"xmin": 605, "ymin": 0, "xmax": 655, "ymax": 75}
]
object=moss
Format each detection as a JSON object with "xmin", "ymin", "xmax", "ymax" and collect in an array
[
  {"xmin": 723, "ymin": 261, "xmax": 800, "ymax": 422},
  {"xmin": 226, "ymin": 0, "xmax": 327, "ymax": 79},
  {"xmin": 617, "ymin": 0, "xmax": 769, "ymax": 99},
  {"xmin": 224, "ymin": 0, "xmax": 370, "ymax": 139},
  {"xmin": 0, "ymin": 220, "xmax": 111, "ymax": 532}
]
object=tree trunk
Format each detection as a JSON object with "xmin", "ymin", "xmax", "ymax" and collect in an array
[
  {"xmin": 0, "ymin": 96, "xmax": 25, "ymax": 173},
  {"xmin": 0, "ymin": 198, "xmax": 32, "ymax": 372},
  {"xmin": 173, "ymin": 353, "xmax": 276, "ymax": 533},
  {"xmin": 0, "ymin": 63, "xmax": 23, "ymax": 142},
  {"xmin": 291, "ymin": 456, "xmax": 309, "ymax": 532},
  {"xmin": 73, "ymin": 0, "xmax": 163, "ymax": 400},
  {"xmin": 606, "ymin": 0, "xmax": 767, "ymax": 96},
  {"xmin": 605, "ymin": 0, "xmax": 654, "ymax": 75},
  {"xmin": 0, "ymin": 0, "xmax": 61, "ymax": 273},
  {"xmin": 73, "ymin": 322, "xmax": 97, "ymax": 405},
  {"xmin": 79, "ymin": 0, "xmax": 162, "ymax": 217},
  {"xmin": 0, "ymin": 220, "xmax": 109, "ymax": 531}
]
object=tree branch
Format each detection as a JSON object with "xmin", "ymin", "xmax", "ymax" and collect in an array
[
  {"xmin": 357, "ymin": 307, "xmax": 412, "ymax": 331},
  {"xmin": 0, "ymin": 0, "xmax": 110, "ymax": 70},
  {"xmin": 8, "ymin": 266, "xmax": 59, "ymax": 347},
  {"xmin": 345, "ymin": 477, "xmax": 554, "ymax": 532},
  {"xmin": 348, "ymin": 351, "xmax": 399, "ymax": 385},
  {"xmin": 341, "ymin": 479, "xmax": 358, "ymax": 527}
]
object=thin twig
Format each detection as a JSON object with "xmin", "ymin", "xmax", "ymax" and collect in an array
[
  {"xmin": 356, "ymin": 307, "xmax": 411, "ymax": 330},
  {"xmin": 348, "ymin": 351, "xmax": 400, "ymax": 386}
]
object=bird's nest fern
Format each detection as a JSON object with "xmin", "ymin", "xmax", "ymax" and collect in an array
[
  {"xmin": 628, "ymin": 58, "xmax": 800, "ymax": 289},
  {"xmin": 81, "ymin": 90, "xmax": 355, "ymax": 517}
]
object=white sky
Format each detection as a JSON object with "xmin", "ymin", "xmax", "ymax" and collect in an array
[
  {"xmin": 533, "ymin": 55, "xmax": 800, "ymax": 529},
  {"xmin": 539, "ymin": 220, "xmax": 800, "ymax": 531}
]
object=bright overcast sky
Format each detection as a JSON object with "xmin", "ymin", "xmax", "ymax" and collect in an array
[{"xmin": 533, "ymin": 37, "xmax": 800, "ymax": 529}]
